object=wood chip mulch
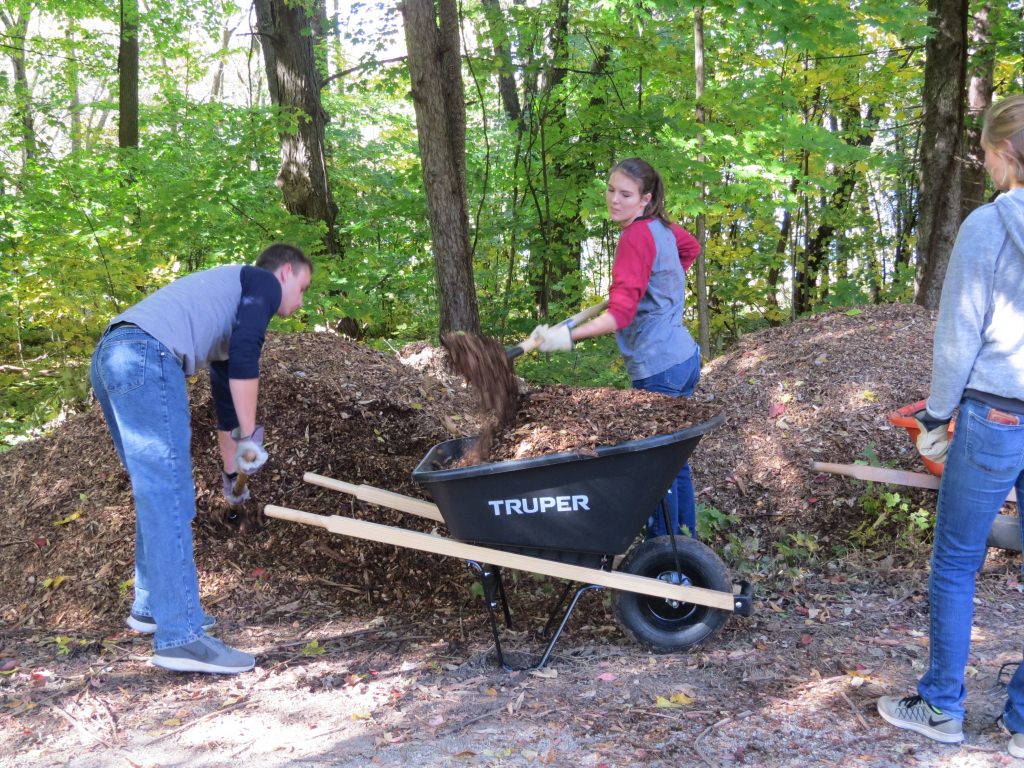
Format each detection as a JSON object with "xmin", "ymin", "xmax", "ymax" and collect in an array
[{"xmin": 0, "ymin": 303, "xmax": 966, "ymax": 636}]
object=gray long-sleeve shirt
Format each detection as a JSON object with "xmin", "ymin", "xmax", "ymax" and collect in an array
[{"xmin": 926, "ymin": 188, "xmax": 1024, "ymax": 420}]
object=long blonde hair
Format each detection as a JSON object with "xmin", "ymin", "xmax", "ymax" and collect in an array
[{"xmin": 981, "ymin": 94, "xmax": 1024, "ymax": 187}]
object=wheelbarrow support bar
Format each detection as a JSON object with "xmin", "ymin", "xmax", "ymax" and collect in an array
[
  {"xmin": 264, "ymin": 505, "xmax": 738, "ymax": 611},
  {"xmin": 303, "ymin": 472, "xmax": 444, "ymax": 522}
]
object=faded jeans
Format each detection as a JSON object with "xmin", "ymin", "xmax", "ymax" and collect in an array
[
  {"xmin": 633, "ymin": 348, "xmax": 701, "ymax": 538},
  {"xmin": 918, "ymin": 398, "xmax": 1024, "ymax": 726},
  {"xmin": 90, "ymin": 325, "xmax": 208, "ymax": 650}
]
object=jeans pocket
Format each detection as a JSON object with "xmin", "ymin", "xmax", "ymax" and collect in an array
[
  {"xmin": 98, "ymin": 339, "xmax": 148, "ymax": 394},
  {"xmin": 964, "ymin": 408, "xmax": 1024, "ymax": 474}
]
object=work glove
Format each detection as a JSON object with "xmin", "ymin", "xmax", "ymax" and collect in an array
[
  {"xmin": 537, "ymin": 323, "xmax": 574, "ymax": 353},
  {"xmin": 231, "ymin": 425, "xmax": 268, "ymax": 475},
  {"xmin": 913, "ymin": 410, "xmax": 950, "ymax": 464},
  {"xmin": 221, "ymin": 470, "xmax": 251, "ymax": 505}
]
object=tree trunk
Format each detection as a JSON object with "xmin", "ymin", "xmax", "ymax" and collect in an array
[
  {"xmin": 401, "ymin": 0, "xmax": 480, "ymax": 335},
  {"xmin": 253, "ymin": 0, "xmax": 340, "ymax": 254},
  {"xmin": 960, "ymin": 2, "xmax": 994, "ymax": 219},
  {"xmin": 693, "ymin": 5, "xmax": 711, "ymax": 355},
  {"xmin": 914, "ymin": 0, "xmax": 968, "ymax": 309},
  {"xmin": 211, "ymin": 22, "xmax": 237, "ymax": 102},
  {"xmin": 118, "ymin": 0, "xmax": 139, "ymax": 148},
  {"xmin": 480, "ymin": 0, "xmax": 522, "ymax": 125},
  {"xmin": 1, "ymin": 5, "xmax": 36, "ymax": 167}
]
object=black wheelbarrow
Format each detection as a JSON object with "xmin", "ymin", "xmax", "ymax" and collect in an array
[{"xmin": 265, "ymin": 412, "xmax": 753, "ymax": 669}]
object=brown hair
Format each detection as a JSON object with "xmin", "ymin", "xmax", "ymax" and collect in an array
[
  {"xmin": 610, "ymin": 157, "xmax": 672, "ymax": 225},
  {"xmin": 254, "ymin": 243, "xmax": 313, "ymax": 274},
  {"xmin": 981, "ymin": 94, "xmax": 1024, "ymax": 187}
]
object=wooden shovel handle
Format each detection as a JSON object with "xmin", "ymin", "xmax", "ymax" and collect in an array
[{"xmin": 232, "ymin": 448, "xmax": 257, "ymax": 496}]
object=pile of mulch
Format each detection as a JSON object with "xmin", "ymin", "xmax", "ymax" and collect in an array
[
  {"xmin": 0, "ymin": 304, "xmax": 962, "ymax": 637},
  {"xmin": 690, "ymin": 303, "xmax": 946, "ymax": 550},
  {"xmin": 0, "ymin": 333, "xmax": 483, "ymax": 635},
  {"xmin": 478, "ymin": 386, "xmax": 721, "ymax": 463}
]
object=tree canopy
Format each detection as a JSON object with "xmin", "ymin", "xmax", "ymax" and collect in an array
[{"xmin": 2, "ymin": 0, "xmax": 1023, "ymax": 443}]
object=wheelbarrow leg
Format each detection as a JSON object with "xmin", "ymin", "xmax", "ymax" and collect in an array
[
  {"xmin": 541, "ymin": 582, "xmax": 577, "ymax": 638},
  {"xmin": 468, "ymin": 561, "xmax": 515, "ymax": 671},
  {"xmin": 535, "ymin": 584, "xmax": 603, "ymax": 669}
]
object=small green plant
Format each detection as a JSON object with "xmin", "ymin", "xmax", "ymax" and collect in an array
[
  {"xmin": 49, "ymin": 635, "xmax": 87, "ymax": 657},
  {"xmin": 301, "ymin": 639, "xmax": 328, "ymax": 657},
  {"xmin": 852, "ymin": 486, "xmax": 933, "ymax": 546},
  {"xmin": 775, "ymin": 532, "xmax": 821, "ymax": 565},
  {"xmin": 696, "ymin": 502, "xmax": 738, "ymax": 539},
  {"xmin": 850, "ymin": 446, "xmax": 934, "ymax": 546}
]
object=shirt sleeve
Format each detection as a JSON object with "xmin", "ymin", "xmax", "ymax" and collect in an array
[
  {"xmin": 608, "ymin": 222, "xmax": 657, "ymax": 329},
  {"xmin": 926, "ymin": 211, "xmax": 997, "ymax": 420},
  {"xmin": 227, "ymin": 266, "xmax": 281, "ymax": 380},
  {"xmin": 673, "ymin": 223, "xmax": 701, "ymax": 272},
  {"xmin": 209, "ymin": 360, "xmax": 239, "ymax": 431}
]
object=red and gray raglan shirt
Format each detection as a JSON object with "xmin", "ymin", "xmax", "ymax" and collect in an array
[
  {"xmin": 607, "ymin": 217, "xmax": 701, "ymax": 381},
  {"xmin": 108, "ymin": 265, "xmax": 281, "ymax": 432}
]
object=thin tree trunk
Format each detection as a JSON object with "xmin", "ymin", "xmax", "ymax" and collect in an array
[
  {"xmin": 118, "ymin": 0, "xmax": 139, "ymax": 148},
  {"xmin": 693, "ymin": 5, "xmax": 710, "ymax": 355},
  {"xmin": 480, "ymin": 0, "xmax": 521, "ymax": 125},
  {"xmin": 401, "ymin": 0, "xmax": 479, "ymax": 335},
  {"xmin": 67, "ymin": 26, "xmax": 81, "ymax": 153},
  {"xmin": 960, "ymin": 2, "xmax": 994, "ymax": 219},
  {"xmin": 914, "ymin": 0, "xmax": 969, "ymax": 309},
  {"xmin": 211, "ymin": 22, "xmax": 237, "ymax": 101},
  {"xmin": 1, "ymin": 5, "xmax": 36, "ymax": 167},
  {"xmin": 253, "ymin": 0, "xmax": 339, "ymax": 254}
]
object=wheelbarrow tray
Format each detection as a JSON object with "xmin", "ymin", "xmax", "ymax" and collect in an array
[{"xmin": 411, "ymin": 413, "xmax": 726, "ymax": 558}]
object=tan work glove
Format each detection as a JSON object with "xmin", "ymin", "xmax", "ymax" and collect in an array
[
  {"xmin": 913, "ymin": 410, "xmax": 950, "ymax": 464},
  {"xmin": 537, "ymin": 324, "xmax": 573, "ymax": 353}
]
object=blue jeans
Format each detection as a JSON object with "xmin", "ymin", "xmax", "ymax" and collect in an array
[
  {"xmin": 90, "ymin": 326, "xmax": 209, "ymax": 650},
  {"xmin": 633, "ymin": 349, "xmax": 701, "ymax": 538},
  {"xmin": 918, "ymin": 398, "xmax": 1024, "ymax": 725}
]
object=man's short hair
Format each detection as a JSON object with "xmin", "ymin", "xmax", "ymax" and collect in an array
[{"xmin": 254, "ymin": 243, "xmax": 313, "ymax": 274}]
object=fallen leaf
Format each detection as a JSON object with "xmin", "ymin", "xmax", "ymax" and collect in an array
[{"xmin": 52, "ymin": 511, "xmax": 82, "ymax": 526}]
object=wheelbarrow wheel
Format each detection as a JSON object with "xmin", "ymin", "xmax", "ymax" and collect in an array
[{"xmin": 612, "ymin": 536, "xmax": 731, "ymax": 652}]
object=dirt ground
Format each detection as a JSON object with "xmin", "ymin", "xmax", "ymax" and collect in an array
[{"xmin": 3, "ymin": 304, "xmax": 1024, "ymax": 767}]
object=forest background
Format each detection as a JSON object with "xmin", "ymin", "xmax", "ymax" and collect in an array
[{"xmin": 1, "ymin": 0, "xmax": 1022, "ymax": 447}]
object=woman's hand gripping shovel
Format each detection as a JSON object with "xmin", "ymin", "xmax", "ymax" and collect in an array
[{"xmin": 504, "ymin": 299, "xmax": 609, "ymax": 360}]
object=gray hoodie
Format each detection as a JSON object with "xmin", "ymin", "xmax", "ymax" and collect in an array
[{"xmin": 926, "ymin": 188, "xmax": 1024, "ymax": 420}]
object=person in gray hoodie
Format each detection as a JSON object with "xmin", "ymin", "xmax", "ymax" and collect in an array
[{"xmin": 877, "ymin": 95, "xmax": 1024, "ymax": 756}]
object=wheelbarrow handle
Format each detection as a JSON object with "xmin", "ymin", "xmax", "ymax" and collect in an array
[{"xmin": 506, "ymin": 299, "xmax": 610, "ymax": 359}]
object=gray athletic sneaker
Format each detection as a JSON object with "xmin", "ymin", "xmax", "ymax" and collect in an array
[
  {"xmin": 1000, "ymin": 715, "xmax": 1024, "ymax": 758},
  {"xmin": 877, "ymin": 694, "xmax": 963, "ymax": 744},
  {"xmin": 1010, "ymin": 733, "xmax": 1024, "ymax": 759},
  {"xmin": 127, "ymin": 612, "xmax": 216, "ymax": 634},
  {"xmin": 151, "ymin": 636, "xmax": 255, "ymax": 674}
]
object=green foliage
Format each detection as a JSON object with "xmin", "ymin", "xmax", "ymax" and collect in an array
[
  {"xmin": 1, "ymin": 0, "xmax": 1017, "ymax": 448},
  {"xmin": 516, "ymin": 335, "xmax": 630, "ymax": 389},
  {"xmin": 847, "ymin": 445, "xmax": 934, "ymax": 547},
  {"xmin": 775, "ymin": 531, "xmax": 821, "ymax": 564}
]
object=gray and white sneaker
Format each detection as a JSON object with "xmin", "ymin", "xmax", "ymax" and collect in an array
[
  {"xmin": 877, "ymin": 694, "xmax": 963, "ymax": 744},
  {"xmin": 998, "ymin": 715, "xmax": 1024, "ymax": 758},
  {"xmin": 127, "ymin": 612, "xmax": 216, "ymax": 634},
  {"xmin": 151, "ymin": 636, "xmax": 255, "ymax": 674}
]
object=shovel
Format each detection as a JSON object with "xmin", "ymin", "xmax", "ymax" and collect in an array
[{"xmin": 504, "ymin": 298, "xmax": 610, "ymax": 359}]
